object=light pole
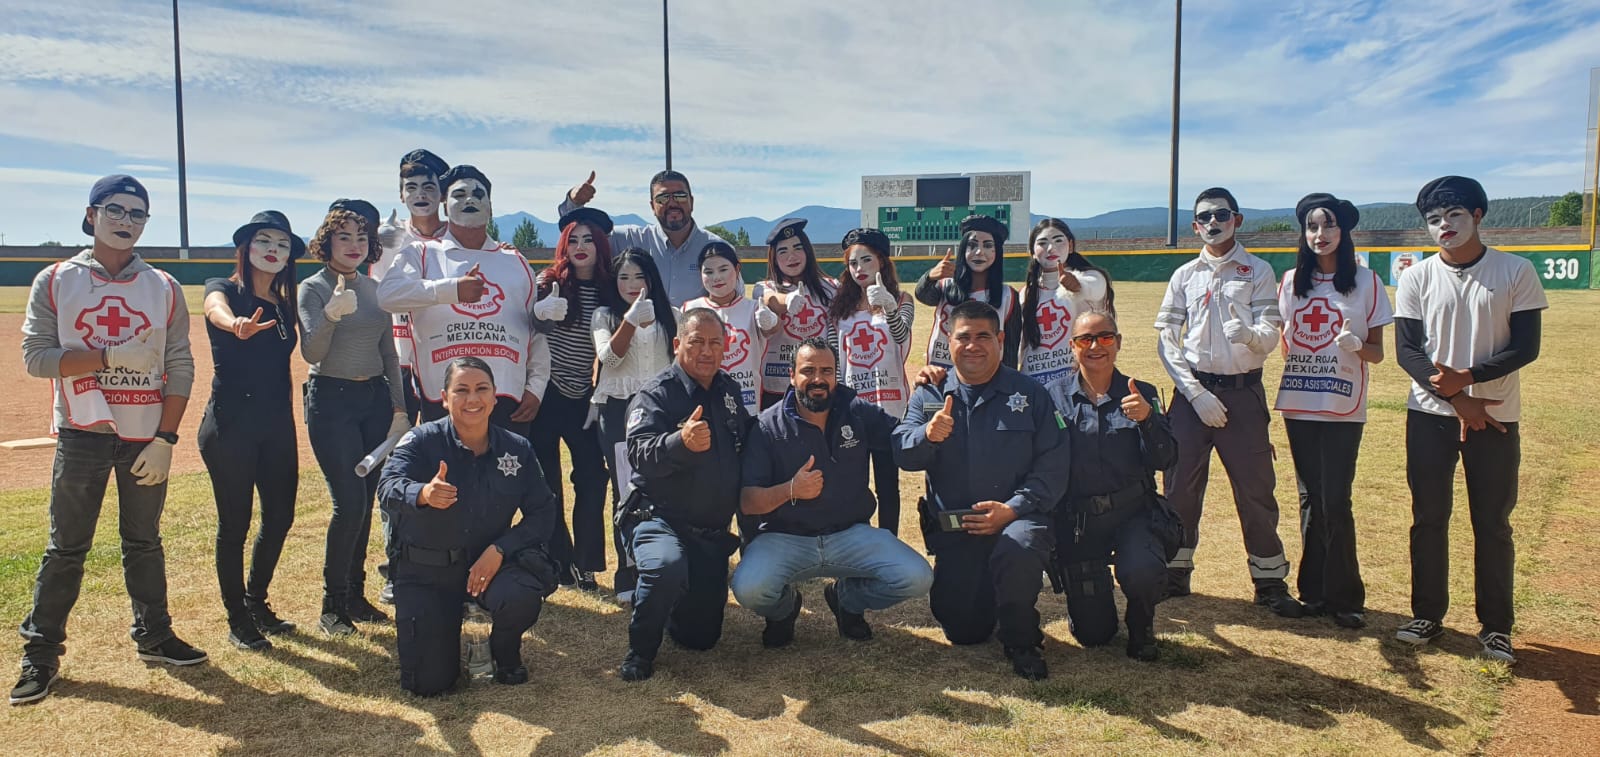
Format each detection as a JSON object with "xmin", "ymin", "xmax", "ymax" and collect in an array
[
  {"xmin": 172, "ymin": 0, "xmax": 191, "ymax": 257},
  {"xmin": 662, "ymin": 0, "xmax": 673, "ymax": 170},
  {"xmin": 1527, "ymin": 200, "xmax": 1553, "ymax": 228},
  {"xmin": 1166, "ymin": 0, "xmax": 1182, "ymax": 247}
]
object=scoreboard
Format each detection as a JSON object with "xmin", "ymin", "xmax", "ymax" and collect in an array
[{"xmin": 861, "ymin": 172, "xmax": 1031, "ymax": 245}]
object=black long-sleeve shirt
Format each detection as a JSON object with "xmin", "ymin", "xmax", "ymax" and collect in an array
[
  {"xmin": 1044, "ymin": 369, "xmax": 1176, "ymax": 503},
  {"xmin": 625, "ymin": 363, "xmax": 753, "ymax": 530}
]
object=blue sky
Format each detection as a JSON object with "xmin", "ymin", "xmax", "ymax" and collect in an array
[{"xmin": 1, "ymin": 0, "xmax": 1596, "ymax": 246}]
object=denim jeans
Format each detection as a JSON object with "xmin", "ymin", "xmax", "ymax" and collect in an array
[
  {"xmin": 729, "ymin": 523, "xmax": 932, "ymax": 619},
  {"xmin": 305, "ymin": 375, "xmax": 392, "ymax": 607},
  {"xmin": 19, "ymin": 429, "xmax": 174, "ymax": 665}
]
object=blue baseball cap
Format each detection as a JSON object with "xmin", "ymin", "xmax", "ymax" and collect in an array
[{"xmin": 84, "ymin": 174, "xmax": 150, "ymax": 235}]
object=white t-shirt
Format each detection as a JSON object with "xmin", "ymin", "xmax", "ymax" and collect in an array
[
  {"xmin": 1393, "ymin": 248, "xmax": 1547, "ymax": 422},
  {"xmin": 1275, "ymin": 266, "xmax": 1393, "ymax": 423}
]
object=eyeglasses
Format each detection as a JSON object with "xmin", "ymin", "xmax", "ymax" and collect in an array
[
  {"xmin": 1070, "ymin": 332, "xmax": 1119, "ymax": 348},
  {"xmin": 1194, "ymin": 209, "xmax": 1234, "ymax": 224},
  {"xmin": 652, "ymin": 191, "xmax": 691, "ymax": 204},
  {"xmin": 98, "ymin": 204, "xmax": 150, "ymax": 224}
]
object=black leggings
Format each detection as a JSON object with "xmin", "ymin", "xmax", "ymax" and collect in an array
[{"xmin": 199, "ymin": 402, "xmax": 298, "ymax": 621}]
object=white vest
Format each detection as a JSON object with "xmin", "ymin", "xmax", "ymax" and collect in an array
[
  {"xmin": 1018, "ymin": 285, "xmax": 1077, "ymax": 386},
  {"xmin": 372, "ymin": 220, "xmax": 445, "ymax": 370},
  {"xmin": 835, "ymin": 307, "xmax": 911, "ymax": 420},
  {"xmin": 926, "ymin": 286, "xmax": 1016, "ymax": 368},
  {"xmin": 684, "ymin": 294, "xmax": 766, "ymax": 414},
  {"xmin": 1276, "ymin": 266, "xmax": 1393, "ymax": 423},
  {"xmin": 50, "ymin": 260, "xmax": 176, "ymax": 440},
  {"xmin": 751, "ymin": 278, "xmax": 835, "ymax": 394},
  {"xmin": 407, "ymin": 241, "xmax": 535, "ymax": 403}
]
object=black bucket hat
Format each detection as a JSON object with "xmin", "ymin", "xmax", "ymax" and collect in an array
[{"xmin": 232, "ymin": 210, "xmax": 306, "ymax": 260}]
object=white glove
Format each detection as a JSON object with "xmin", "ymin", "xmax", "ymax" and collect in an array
[
  {"xmin": 624, "ymin": 285, "xmax": 655, "ymax": 327},
  {"xmin": 866, "ymin": 273, "xmax": 897, "ymax": 312},
  {"xmin": 1040, "ymin": 268, "xmax": 1061, "ymax": 291},
  {"xmin": 1334, "ymin": 327, "xmax": 1363, "ymax": 352},
  {"xmin": 582, "ymin": 403, "xmax": 600, "ymax": 430},
  {"xmin": 377, "ymin": 209, "xmax": 403, "ymax": 251},
  {"xmin": 130, "ymin": 437, "xmax": 174, "ymax": 486},
  {"xmin": 755, "ymin": 304, "xmax": 778, "ymax": 331},
  {"xmin": 1189, "ymin": 390, "xmax": 1229, "ymax": 428},
  {"xmin": 1074, "ymin": 269, "xmax": 1107, "ymax": 304},
  {"xmin": 388, "ymin": 411, "xmax": 411, "ymax": 439},
  {"xmin": 1222, "ymin": 301, "xmax": 1252, "ymax": 346},
  {"xmin": 104, "ymin": 328, "xmax": 161, "ymax": 373},
  {"xmin": 534, "ymin": 282, "xmax": 568, "ymax": 321},
  {"xmin": 324, "ymin": 275, "xmax": 358, "ymax": 322},
  {"xmin": 783, "ymin": 289, "xmax": 805, "ymax": 314}
]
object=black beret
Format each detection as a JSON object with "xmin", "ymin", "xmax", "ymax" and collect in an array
[
  {"xmin": 840, "ymin": 227, "xmax": 891, "ymax": 256},
  {"xmin": 958, "ymin": 214, "xmax": 1008, "ymax": 246},
  {"xmin": 766, "ymin": 217, "xmax": 808, "ymax": 246},
  {"xmin": 558, "ymin": 206, "xmax": 614, "ymax": 235},
  {"xmin": 232, "ymin": 210, "xmax": 306, "ymax": 260},
  {"xmin": 399, "ymin": 148, "xmax": 448, "ymax": 178},
  {"xmin": 1295, "ymin": 193, "xmax": 1360, "ymax": 231},
  {"xmin": 1415, "ymin": 176, "xmax": 1487, "ymax": 217},
  {"xmin": 439, "ymin": 164, "xmax": 492, "ymax": 197},
  {"xmin": 327, "ymin": 198, "xmax": 379, "ymax": 233}
]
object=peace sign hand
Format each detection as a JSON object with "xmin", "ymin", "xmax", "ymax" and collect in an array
[{"xmin": 232, "ymin": 307, "xmax": 279, "ymax": 339}]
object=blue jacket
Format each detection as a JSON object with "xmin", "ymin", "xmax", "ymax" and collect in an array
[
  {"xmin": 625, "ymin": 363, "xmax": 753, "ymax": 530},
  {"xmin": 1044, "ymin": 369, "xmax": 1176, "ymax": 506}
]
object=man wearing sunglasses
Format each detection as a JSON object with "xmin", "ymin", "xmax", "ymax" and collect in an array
[
  {"xmin": 560, "ymin": 169, "xmax": 729, "ymax": 306},
  {"xmin": 1154, "ymin": 187, "xmax": 1303, "ymax": 618},
  {"xmin": 14, "ymin": 175, "xmax": 205, "ymax": 705}
]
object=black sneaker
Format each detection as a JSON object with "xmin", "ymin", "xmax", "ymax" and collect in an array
[
  {"xmin": 1004, "ymin": 646, "xmax": 1049, "ymax": 681},
  {"xmin": 1394, "ymin": 618, "xmax": 1444, "ymax": 646},
  {"xmin": 246, "ymin": 601, "xmax": 296, "ymax": 635},
  {"xmin": 1254, "ymin": 586, "xmax": 1305, "ymax": 618},
  {"xmin": 137, "ymin": 636, "xmax": 209, "ymax": 666},
  {"xmin": 228, "ymin": 622, "xmax": 273, "ymax": 651},
  {"xmin": 493, "ymin": 665, "xmax": 530, "ymax": 685},
  {"xmin": 1478, "ymin": 631, "xmax": 1516, "ymax": 663},
  {"xmin": 762, "ymin": 590, "xmax": 803, "ymax": 648},
  {"xmin": 379, "ymin": 581, "xmax": 395, "ymax": 606},
  {"xmin": 824, "ymin": 583, "xmax": 872, "ymax": 641},
  {"xmin": 320, "ymin": 612, "xmax": 356, "ymax": 637},
  {"xmin": 9, "ymin": 665, "xmax": 59, "ymax": 705},
  {"xmin": 347, "ymin": 596, "xmax": 390, "ymax": 624},
  {"xmin": 1165, "ymin": 569, "xmax": 1192, "ymax": 598},
  {"xmin": 1126, "ymin": 627, "xmax": 1159, "ymax": 662},
  {"xmin": 1332, "ymin": 612, "xmax": 1366, "ymax": 630},
  {"xmin": 576, "ymin": 571, "xmax": 600, "ymax": 592},
  {"xmin": 619, "ymin": 651, "xmax": 654, "ymax": 682},
  {"xmin": 1301, "ymin": 600, "xmax": 1328, "ymax": 617}
]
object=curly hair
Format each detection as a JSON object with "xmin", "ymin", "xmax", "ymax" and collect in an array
[{"xmin": 306, "ymin": 209, "xmax": 380, "ymax": 266}]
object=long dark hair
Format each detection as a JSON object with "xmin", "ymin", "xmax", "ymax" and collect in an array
[
  {"xmin": 828, "ymin": 242, "xmax": 901, "ymax": 322},
  {"xmin": 539, "ymin": 219, "xmax": 619, "ymax": 327},
  {"xmin": 944, "ymin": 229, "xmax": 1007, "ymax": 307},
  {"xmin": 1292, "ymin": 206, "xmax": 1358, "ymax": 299},
  {"xmin": 1021, "ymin": 218, "xmax": 1114, "ymax": 348},
  {"xmin": 611, "ymin": 247, "xmax": 677, "ymax": 343},
  {"xmin": 765, "ymin": 231, "xmax": 833, "ymax": 309},
  {"xmin": 231, "ymin": 242, "xmax": 297, "ymax": 328}
]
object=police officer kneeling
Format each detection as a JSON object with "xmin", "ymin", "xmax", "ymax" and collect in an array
[
  {"xmin": 895, "ymin": 301, "xmax": 1070, "ymax": 680},
  {"xmin": 732, "ymin": 337, "xmax": 933, "ymax": 647},
  {"xmin": 617, "ymin": 308, "xmax": 752, "ymax": 682},
  {"xmin": 1044, "ymin": 311, "xmax": 1179, "ymax": 662},
  {"xmin": 377, "ymin": 357, "xmax": 559, "ymax": 695}
]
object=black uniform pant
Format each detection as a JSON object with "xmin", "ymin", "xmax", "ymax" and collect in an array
[
  {"xmin": 532, "ymin": 388, "xmax": 610, "ymax": 576},
  {"xmin": 1057, "ymin": 503, "xmax": 1166, "ymax": 646},
  {"xmin": 392, "ymin": 556, "xmax": 546, "ymax": 696},
  {"xmin": 929, "ymin": 514, "xmax": 1053, "ymax": 650},
  {"xmin": 198, "ymin": 402, "xmax": 298, "ymax": 622},
  {"xmin": 305, "ymin": 376, "xmax": 391, "ymax": 608},
  {"xmin": 1406, "ymin": 410, "xmax": 1520, "ymax": 635},
  {"xmin": 1284, "ymin": 419, "xmax": 1366, "ymax": 613},
  {"xmin": 598, "ymin": 397, "xmax": 636, "ymax": 600},
  {"xmin": 626, "ymin": 518, "xmax": 732, "ymax": 659},
  {"xmin": 1165, "ymin": 381, "xmax": 1288, "ymax": 587}
]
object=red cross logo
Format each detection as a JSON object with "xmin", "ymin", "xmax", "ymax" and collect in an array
[
  {"xmin": 73, "ymin": 296, "xmax": 152, "ymax": 348},
  {"xmin": 722, "ymin": 324, "xmax": 751, "ymax": 369},
  {"xmin": 784, "ymin": 299, "xmax": 824, "ymax": 339},
  {"xmin": 451, "ymin": 275, "xmax": 505, "ymax": 319},
  {"xmin": 1290, "ymin": 297, "xmax": 1343, "ymax": 352},
  {"xmin": 1036, "ymin": 300, "xmax": 1069, "ymax": 349},
  {"xmin": 844, "ymin": 321, "xmax": 886, "ymax": 369}
]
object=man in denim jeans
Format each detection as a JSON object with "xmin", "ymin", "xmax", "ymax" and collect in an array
[{"xmin": 13, "ymin": 175, "xmax": 206, "ymax": 706}]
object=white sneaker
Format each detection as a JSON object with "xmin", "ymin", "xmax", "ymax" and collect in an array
[{"xmin": 1478, "ymin": 631, "xmax": 1516, "ymax": 664}]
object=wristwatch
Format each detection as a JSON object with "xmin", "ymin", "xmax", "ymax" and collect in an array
[
  {"xmin": 492, "ymin": 544, "xmax": 505, "ymax": 555},
  {"xmin": 153, "ymin": 431, "xmax": 179, "ymax": 445}
]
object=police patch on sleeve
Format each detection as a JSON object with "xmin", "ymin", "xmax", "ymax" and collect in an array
[{"xmin": 628, "ymin": 407, "xmax": 646, "ymax": 431}]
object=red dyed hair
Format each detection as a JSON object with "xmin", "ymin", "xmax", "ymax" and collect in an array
[{"xmin": 538, "ymin": 220, "xmax": 617, "ymax": 327}]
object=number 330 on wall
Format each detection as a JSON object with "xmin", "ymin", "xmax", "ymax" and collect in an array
[{"xmin": 1542, "ymin": 256, "xmax": 1582, "ymax": 280}]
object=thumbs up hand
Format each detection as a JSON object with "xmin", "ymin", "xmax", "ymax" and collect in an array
[
  {"xmin": 569, "ymin": 170, "xmax": 598, "ymax": 206},
  {"xmin": 782, "ymin": 289, "xmax": 805, "ymax": 315},
  {"xmin": 1222, "ymin": 299, "xmax": 1252, "ymax": 346},
  {"xmin": 681, "ymin": 405, "xmax": 711, "ymax": 452},
  {"xmin": 1334, "ymin": 323, "xmax": 1363, "ymax": 353},
  {"xmin": 456, "ymin": 262, "xmax": 485, "ymax": 303},
  {"xmin": 1120, "ymin": 378, "xmax": 1152, "ymax": 422},
  {"xmin": 925, "ymin": 394, "xmax": 956, "ymax": 443},
  {"xmin": 105, "ymin": 327, "xmax": 162, "ymax": 373},
  {"xmin": 930, "ymin": 248, "xmax": 955, "ymax": 281},
  {"xmin": 421, "ymin": 461, "xmax": 457, "ymax": 508},
  {"xmin": 790, "ymin": 455, "xmax": 824, "ymax": 500},
  {"xmin": 755, "ymin": 302, "xmax": 779, "ymax": 331},
  {"xmin": 866, "ymin": 272, "xmax": 896, "ymax": 312},
  {"xmin": 533, "ymin": 280, "xmax": 568, "ymax": 321},
  {"xmin": 623, "ymin": 282, "xmax": 655, "ymax": 326},
  {"xmin": 378, "ymin": 209, "xmax": 403, "ymax": 251},
  {"xmin": 324, "ymin": 273, "xmax": 358, "ymax": 321}
]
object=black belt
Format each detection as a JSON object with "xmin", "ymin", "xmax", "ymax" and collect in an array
[
  {"xmin": 401, "ymin": 543, "xmax": 466, "ymax": 567},
  {"xmin": 1070, "ymin": 482, "xmax": 1151, "ymax": 516},
  {"xmin": 1193, "ymin": 369, "xmax": 1262, "ymax": 390}
]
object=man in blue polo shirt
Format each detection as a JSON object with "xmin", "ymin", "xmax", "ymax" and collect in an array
[{"xmin": 731, "ymin": 337, "xmax": 932, "ymax": 647}]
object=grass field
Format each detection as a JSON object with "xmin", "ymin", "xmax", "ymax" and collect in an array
[{"xmin": 0, "ymin": 280, "xmax": 1596, "ymax": 755}]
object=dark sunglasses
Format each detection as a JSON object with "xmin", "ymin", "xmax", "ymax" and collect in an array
[
  {"xmin": 1194, "ymin": 209, "xmax": 1235, "ymax": 224},
  {"xmin": 1070, "ymin": 331, "xmax": 1119, "ymax": 348},
  {"xmin": 652, "ymin": 191, "xmax": 691, "ymax": 204}
]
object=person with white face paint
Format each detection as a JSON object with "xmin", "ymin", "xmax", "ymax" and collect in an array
[
  {"xmin": 530, "ymin": 207, "xmax": 622, "ymax": 592},
  {"xmin": 197, "ymin": 211, "xmax": 306, "ymax": 651},
  {"xmin": 378, "ymin": 164, "xmax": 549, "ymax": 435},
  {"xmin": 559, "ymin": 169, "xmax": 730, "ymax": 306},
  {"xmin": 1018, "ymin": 218, "xmax": 1116, "ymax": 385},
  {"xmin": 1392, "ymin": 176, "xmax": 1546, "ymax": 664},
  {"xmin": 374, "ymin": 149, "xmax": 450, "ymax": 428},
  {"xmin": 915, "ymin": 214, "xmax": 1021, "ymax": 370},
  {"xmin": 299, "ymin": 201, "xmax": 407, "ymax": 636},
  {"xmin": 683, "ymin": 242, "xmax": 775, "ymax": 415},
  {"xmin": 1155, "ymin": 187, "xmax": 1302, "ymax": 618},
  {"xmin": 825, "ymin": 228, "xmax": 915, "ymax": 536},
  {"xmin": 1275, "ymin": 194, "xmax": 1392, "ymax": 631},
  {"xmin": 14, "ymin": 175, "xmax": 204, "ymax": 706},
  {"xmin": 751, "ymin": 218, "xmax": 837, "ymax": 409}
]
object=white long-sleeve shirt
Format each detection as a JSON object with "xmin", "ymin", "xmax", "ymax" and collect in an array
[{"xmin": 1154, "ymin": 242, "xmax": 1282, "ymax": 399}]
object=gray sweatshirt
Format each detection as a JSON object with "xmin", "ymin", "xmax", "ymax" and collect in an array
[{"xmin": 297, "ymin": 267, "xmax": 405, "ymax": 409}]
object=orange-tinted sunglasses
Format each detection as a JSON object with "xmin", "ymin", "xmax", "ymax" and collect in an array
[{"xmin": 1070, "ymin": 332, "xmax": 1119, "ymax": 348}]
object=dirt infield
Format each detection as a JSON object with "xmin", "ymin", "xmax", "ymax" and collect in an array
[{"xmin": 0, "ymin": 313, "xmax": 315, "ymax": 492}]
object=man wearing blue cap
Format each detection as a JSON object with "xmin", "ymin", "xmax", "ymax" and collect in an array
[{"xmin": 13, "ymin": 175, "xmax": 206, "ymax": 706}]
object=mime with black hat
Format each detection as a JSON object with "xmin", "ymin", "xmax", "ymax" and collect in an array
[{"xmin": 914, "ymin": 213, "xmax": 1022, "ymax": 370}]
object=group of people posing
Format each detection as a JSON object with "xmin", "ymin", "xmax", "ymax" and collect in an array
[{"xmin": 10, "ymin": 154, "xmax": 1544, "ymax": 703}]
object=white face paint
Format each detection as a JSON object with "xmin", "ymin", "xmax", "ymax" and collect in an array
[
  {"xmin": 327, "ymin": 220, "xmax": 369, "ymax": 274},
  {"xmin": 963, "ymin": 231, "xmax": 997, "ymax": 272},
  {"xmin": 400, "ymin": 173, "xmax": 441, "ymax": 219},
  {"xmin": 1304, "ymin": 209, "xmax": 1341, "ymax": 257},
  {"xmin": 1032, "ymin": 227, "xmax": 1070, "ymax": 271},
  {"xmin": 566, "ymin": 223, "xmax": 598, "ymax": 276},
  {"xmin": 249, "ymin": 229, "xmax": 291, "ymax": 273},
  {"xmin": 845, "ymin": 245, "xmax": 881, "ymax": 285},
  {"xmin": 700, "ymin": 255, "xmax": 740, "ymax": 300},
  {"xmin": 616, "ymin": 261, "xmax": 647, "ymax": 301},
  {"xmin": 89, "ymin": 192, "xmax": 147, "ymax": 251},
  {"xmin": 445, "ymin": 178, "xmax": 491, "ymax": 229},
  {"xmin": 1192, "ymin": 198, "xmax": 1239, "ymax": 249},
  {"xmin": 1425, "ymin": 206, "xmax": 1477, "ymax": 250},
  {"xmin": 773, "ymin": 238, "xmax": 808, "ymax": 279}
]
